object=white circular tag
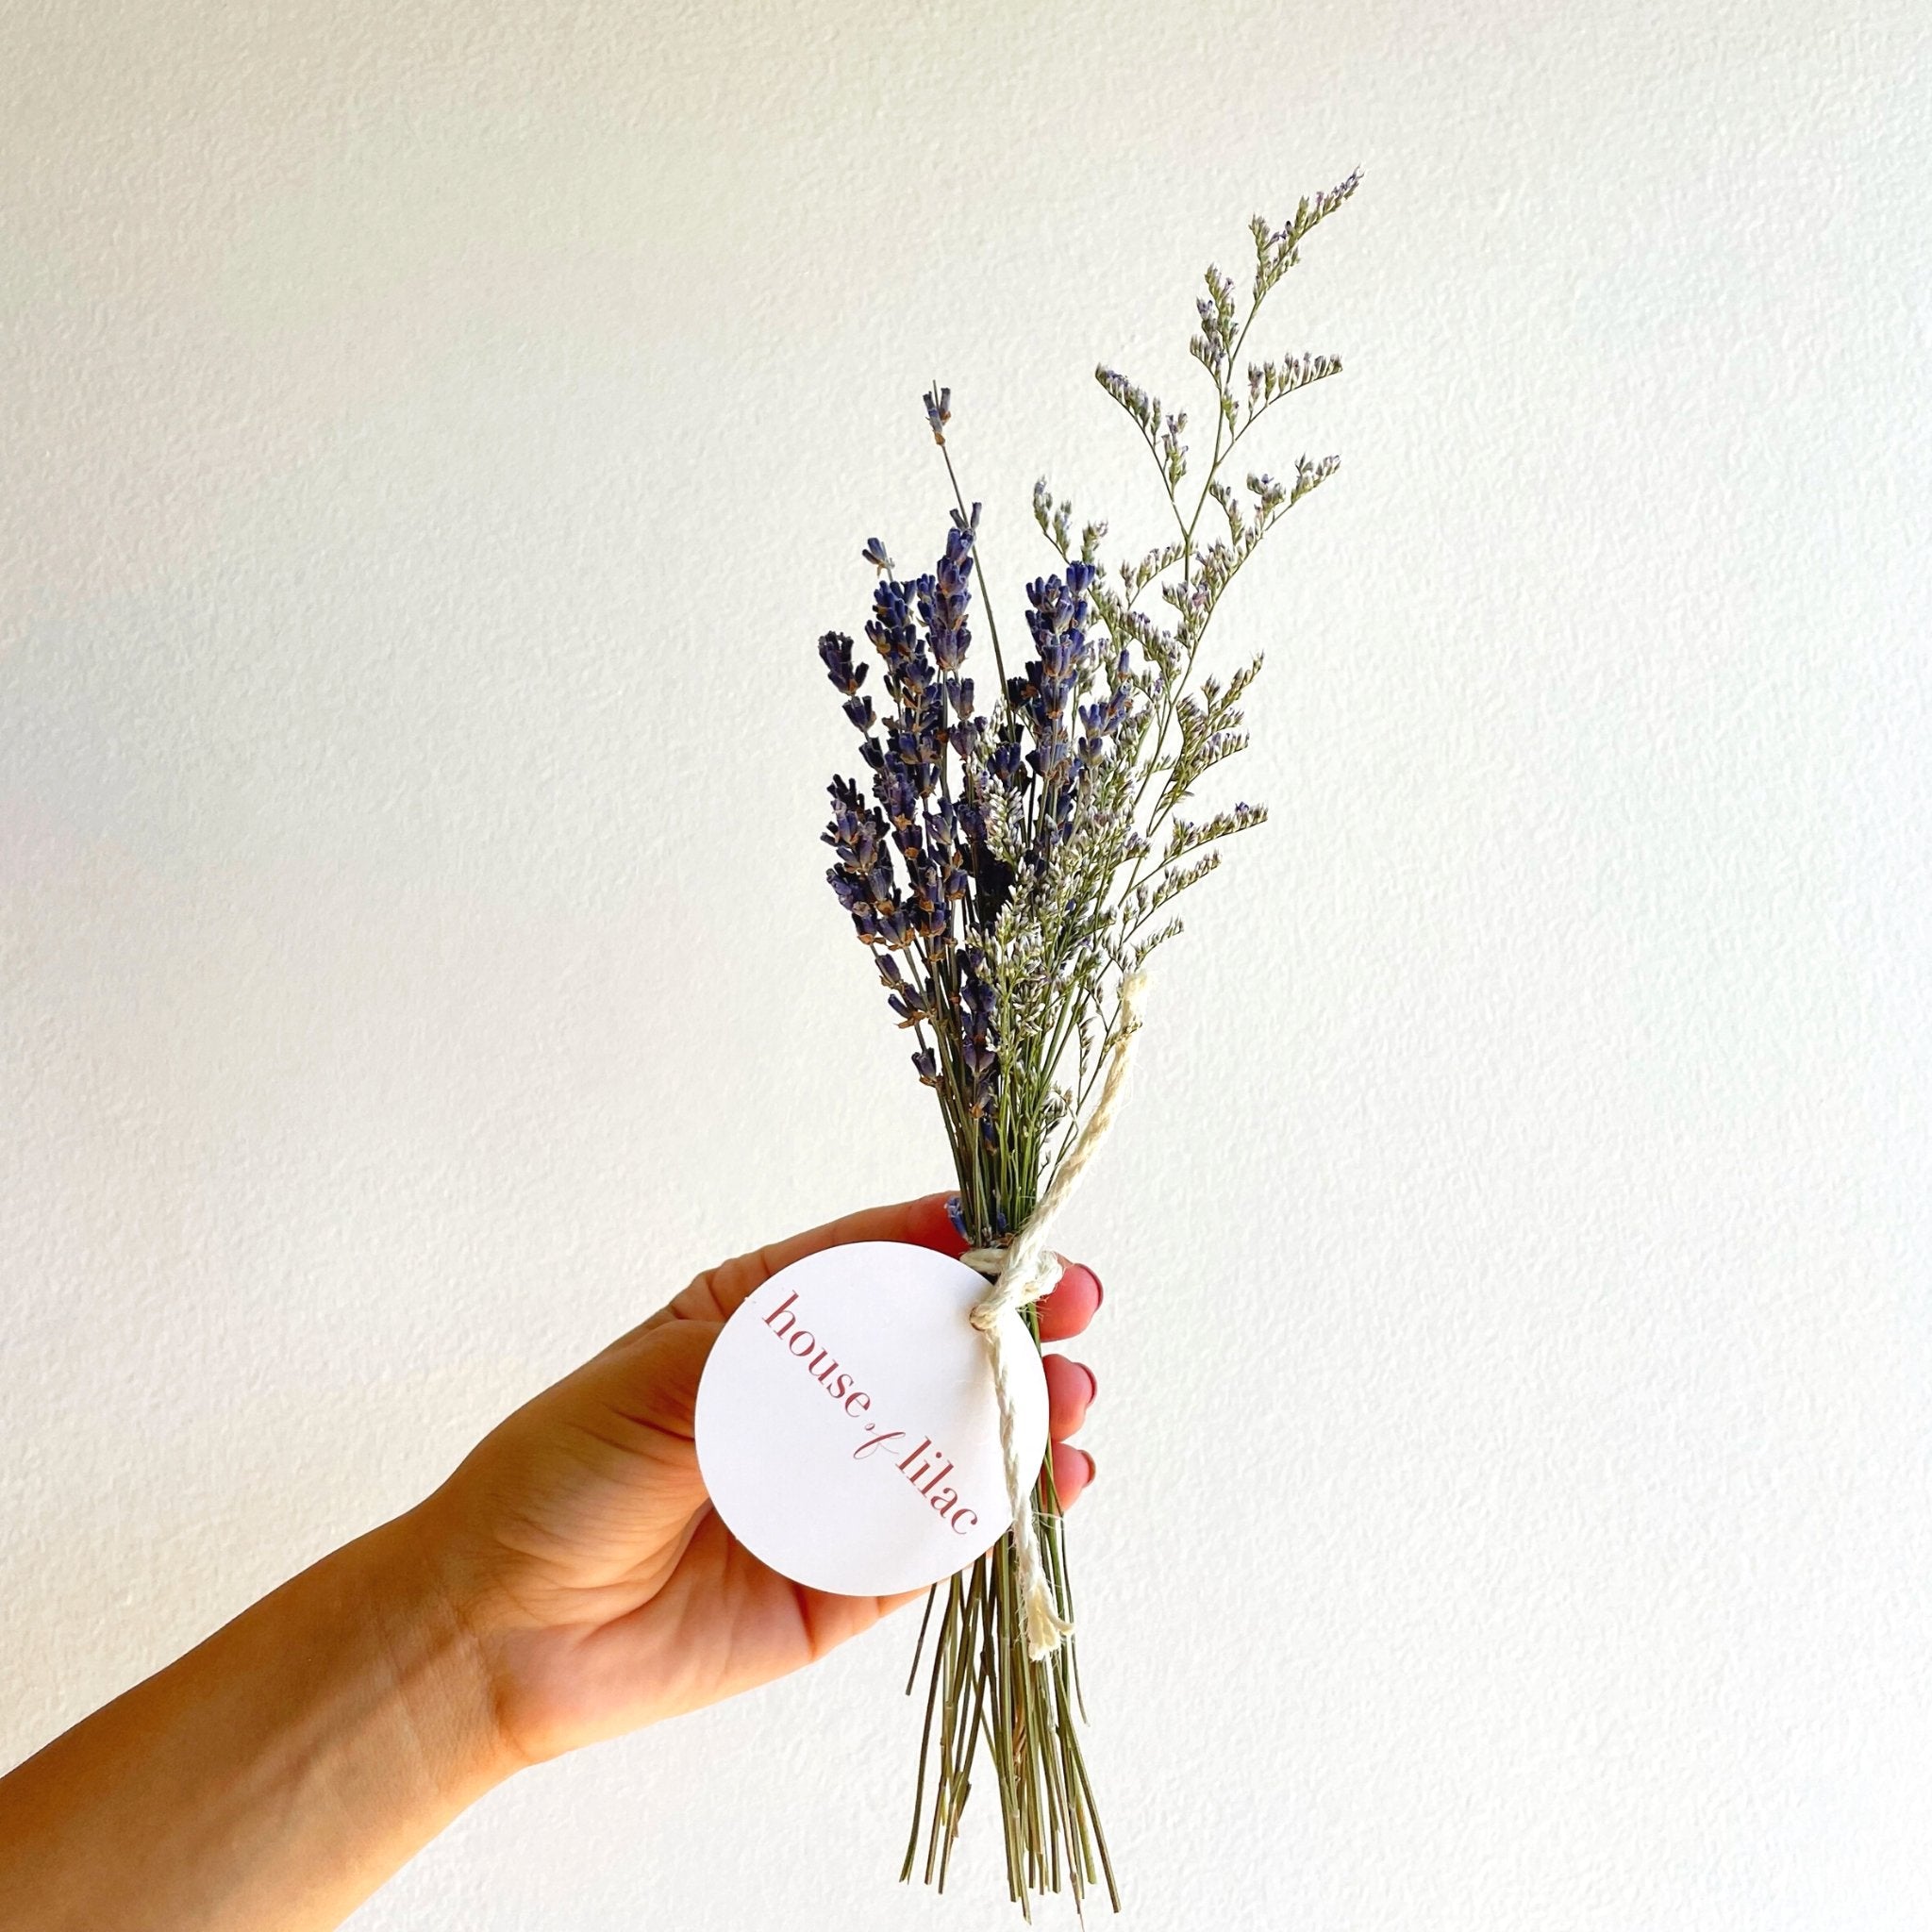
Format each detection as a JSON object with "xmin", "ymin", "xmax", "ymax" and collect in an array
[{"xmin": 693, "ymin": 1239, "xmax": 1049, "ymax": 1598}]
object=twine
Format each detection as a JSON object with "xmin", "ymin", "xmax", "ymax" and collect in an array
[{"xmin": 960, "ymin": 970, "xmax": 1148, "ymax": 1661}]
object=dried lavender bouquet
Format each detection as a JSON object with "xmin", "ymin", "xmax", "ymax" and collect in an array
[{"xmin": 814, "ymin": 172, "xmax": 1359, "ymax": 1914}]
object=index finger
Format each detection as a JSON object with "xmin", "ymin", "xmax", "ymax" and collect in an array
[{"xmin": 659, "ymin": 1189, "xmax": 967, "ymax": 1328}]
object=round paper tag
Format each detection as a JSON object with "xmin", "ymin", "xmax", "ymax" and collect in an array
[{"xmin": 693, "ymin": 1240, "xmax": 1049, "ymax": 1598}]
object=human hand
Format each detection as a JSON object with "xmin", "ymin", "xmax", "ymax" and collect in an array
[
  {"xmin": 401, "ymin": 1192, "xmax": 1105, "ymax": 1768},
  {"xmin": 0, "ymin": 1192, "xmax": 1096, "ymax": 1931}
]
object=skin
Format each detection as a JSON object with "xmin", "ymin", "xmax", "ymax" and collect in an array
[{"xmin": 0, "ymin": 1191, "xmax": 1104, "ymax": 1931}]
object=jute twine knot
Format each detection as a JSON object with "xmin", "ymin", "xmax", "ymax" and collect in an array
[{"xmin": 959, "ymin": 970, "xmax": 1148, "ymax": 1661}]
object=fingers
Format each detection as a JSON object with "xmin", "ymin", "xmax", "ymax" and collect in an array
[
  {"xmin": 1035, "ymin": 1260, "xmax": 1103, "ymax": 1341},
  {"xmin": 631, "ymin": 1195, "xmax": 1105, "ymax": 1384},
  {"xmin": 745, "ymin": 1190, "xmax": 968, "ymax": 1278},
  {"xmin": 649, "ymin": 1191, "xmax": 966, "ymax": 1331},
  {"xmin": 1040, "ymin": 1264, "xmax": 1102, "ymax": 1507},
  {"xmin": 1050, "ymin": 1441, "xmax": 1096, "ymax": 1507},
  {"xmin": 1042, "ymin": 1353, "xmax": 1094, "ymax": 1441}
]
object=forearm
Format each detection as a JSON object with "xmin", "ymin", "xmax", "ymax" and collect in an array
[{"xmin": 0, "ymin": 1510, "xmax": 517, "ymax": 1932}]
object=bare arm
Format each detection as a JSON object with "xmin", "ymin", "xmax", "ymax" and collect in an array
[
  {"xmin": 0, "ymin": 1192, "xmax": 1105, "ymax": 1929},
  {"xmin": 0, "ymin": 1516, "xmax": 508, "ymax": 1932}
]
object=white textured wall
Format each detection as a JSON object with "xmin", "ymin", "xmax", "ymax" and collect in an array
[{"xmin": 5, "ymin": 2, "xmax": 1929, "ymax": 1926}]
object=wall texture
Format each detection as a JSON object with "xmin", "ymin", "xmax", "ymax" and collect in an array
[{"xmin": 4, "ymin": 2, "xmax": 1929, "ymax": 1926}]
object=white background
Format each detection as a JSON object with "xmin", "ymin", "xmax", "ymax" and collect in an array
[{"xmin": 4, "ymin": 3, "xmax": 1929, "ymax": 1926}]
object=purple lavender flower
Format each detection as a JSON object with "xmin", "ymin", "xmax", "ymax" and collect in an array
[
  {"xmin": 923, "ymin": 384, "xmax": 951, "ymax": 444},
  {"xmin": 917, "ymin": 525, "xmax": 975, "ymax": 675},
  {"xmin": 989, "ymin": 734, "xmax": 1027, "ymax": 791},
  {"xmin": 865, "ymin": 578, "xmax": 924, "ymax": 699},
  {"xmin": 823, "ymin": 508, "xmax": 1146, "ymax": 1078},
  {"xmin": 818, "ymin": 630, "xmax": 865, "ymax": 694},
  {"xmin": 957, "ymin": 944, "xmax": 1000, "ymax": 1137}
]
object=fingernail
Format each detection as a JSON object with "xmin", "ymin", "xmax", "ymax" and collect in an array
[
  {"xmin": 1091, "ymin": 1272, "xmax": 1105, "ymax": 1309},
  {"xmin": 1079, "ymin": 1449, "xmax": 1097, "ymax": 1484},
  {"xmin": 1078, "ymin": 1363, "xmax": 1098, "ymax": 1403}
]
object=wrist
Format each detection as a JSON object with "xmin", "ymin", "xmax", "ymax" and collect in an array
[
  {"xmin": 346, "ymin": 1507, "xmax": 531, "ymax": 1801},
  {"xmin": 0, "ymin": 1505, "xmax": 527, "ymax": 1932}
]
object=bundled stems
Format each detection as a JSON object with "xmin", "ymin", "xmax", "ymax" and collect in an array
[{"xmin": 902, "ymin": 1385, "xmax": 1118, "ymax": 1918}]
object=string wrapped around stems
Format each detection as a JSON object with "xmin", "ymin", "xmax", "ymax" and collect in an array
[{"xmin": 960, "ymin": 970, "xmax": 1148, "ymax": 1660}]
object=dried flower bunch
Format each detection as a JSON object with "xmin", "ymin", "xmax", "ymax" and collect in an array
[{"xmin": 815, "ymin": 169, "xmax": 1359, "ymax": 1915}]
